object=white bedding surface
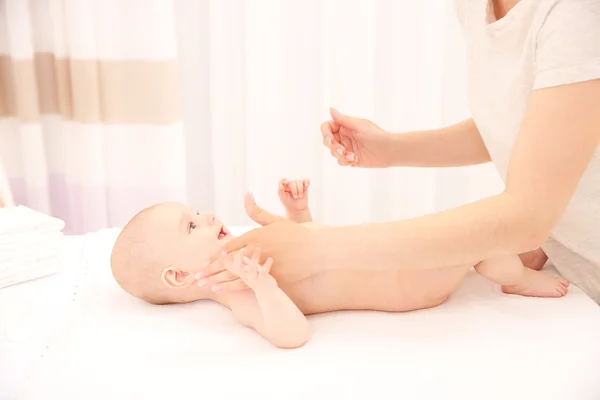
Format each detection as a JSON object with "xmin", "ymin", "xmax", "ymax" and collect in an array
[
  {"xmin": 1, "ymin": 235, "xmax": 85, "ymax": 399},
  {"xmin": 15, "ymin": 228, "xmax": 600, "ymax": 400}
]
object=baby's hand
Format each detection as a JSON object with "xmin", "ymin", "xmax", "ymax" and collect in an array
[
  {"xmin": 278, "ymin": 178, "xmax": 310, "ymax": 212},
  {"xmin": 221, "ymin": 248, "xmax": 276, "ymax": 292}
]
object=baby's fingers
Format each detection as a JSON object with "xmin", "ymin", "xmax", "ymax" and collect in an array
[
  {"xmin": 213, "ymin": 278, "xmax": 248, "ymax": 293},
  {"xmin": 242, "ymin": 256, "xmax": 260, "ymax": 280},
  {"xmin": 278, "ymin": 179, "xmax": 287, "ymax": 195},
  {"xmin": 294, "ymin": 180, "xmax": 307, "ymax": 199},
  {"xmin": 250, "ymin": 247, "xmax": 262, "ymax": 265},
  {"xmin": 262, "ymin": 257, "xmax": 273, "ymax": 274},
  {"xmin": 221, "ymin": 252, "xmax": 242, "ymax": 275},
  {"xmin": 288, "ymin": 181, "xmax": 300, "ymax": 199}
]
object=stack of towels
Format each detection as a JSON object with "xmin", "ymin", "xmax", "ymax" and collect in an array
[{"xmin": 0, "ymin": 206, "xmax": 65, "ymax": 288}]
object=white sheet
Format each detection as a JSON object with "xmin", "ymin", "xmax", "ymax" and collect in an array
[
  {"xmin": 17, "ymin": 228, "xmax": 600, "ymax": 400},
  {"xmin": 1, "ymin": 235, "xmax": 84, "ymax": 399}
]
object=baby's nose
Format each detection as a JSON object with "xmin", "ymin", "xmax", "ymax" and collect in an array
[{"xmin": 205, "ymin": 214, "xmax": 216, "ymax": 225}]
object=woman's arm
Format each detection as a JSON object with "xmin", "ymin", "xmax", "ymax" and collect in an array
[
  {"xmin": 325, "ymin": 110, "xmax": 489, "ymax": 168},
  {"xmin": 320, "ymin": 79, "xmax": 600, "ymax": 272},
  {"xmin": 389, "ymin": 118, "xmax": 491, "ymax": 167},
  {"xmin": 205, "ymin": 80, "xmax": 599, "ymax": 283}
]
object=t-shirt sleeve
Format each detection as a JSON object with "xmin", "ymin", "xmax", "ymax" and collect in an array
[{"xmin": 533, "ymin": 0, "xmax": 600, "ymax": 90}]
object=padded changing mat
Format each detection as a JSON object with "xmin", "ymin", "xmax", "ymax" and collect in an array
[{"xmin": 21, "ymin": 228, "xmax": 600, "ymax": 400}]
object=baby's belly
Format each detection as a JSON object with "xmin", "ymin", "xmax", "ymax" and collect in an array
[{"xmin": 286, "ymin": 265, "xmax": 470, "ymax": 314}]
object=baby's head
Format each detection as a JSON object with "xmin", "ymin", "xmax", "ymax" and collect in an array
[{"xmin": 110, "ymin": 202, "xmax": 232, "ymax": 305}]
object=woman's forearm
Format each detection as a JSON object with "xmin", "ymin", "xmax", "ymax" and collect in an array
[
  {"xmin": 389, "ymin": 118, "xmax": 491, "ymax": 167},
  {"xmin": 320, "ymin": 192, "xmax": 546, "ymax": 272}
]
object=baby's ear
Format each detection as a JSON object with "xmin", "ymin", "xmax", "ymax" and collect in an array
[{"xmin": 161, "ymin": 267, "xmax": 190, "ymax": 288}]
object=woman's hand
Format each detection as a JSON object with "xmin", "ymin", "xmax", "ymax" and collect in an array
[
  {"xmin": 321, "ymin": 108, "xmax": 393, "ymax": 167},
  {"xmin": 201, "ymin": 198, "xmax": 326, "ymax": 288},
  {"xmin": 206, "ymin": 220, "xmax": 323, "ymax": 286},
  {"xmin": 221, "ymin": 248, "xmax": 276, "ymax": 292}
]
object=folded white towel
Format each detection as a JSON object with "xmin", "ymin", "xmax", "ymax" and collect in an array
[{"xmin": 0, "ymin": 206, "xmax": 65, "ymax": 288}]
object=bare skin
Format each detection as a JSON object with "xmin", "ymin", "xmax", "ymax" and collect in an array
[
  {"xmin": 269, "ymin": 225, "xmax": 472, "ymax": 314},
  {"xmin": 276, "ymin": 235, "xmax": 566, "ymax": 316},
  {"xmin": 224, "ymin": 179, "xmax": 569, "ymax": 317},
  {"xmin": 111, "ymin": 178, "xmax": 569, "ymax": 348}
]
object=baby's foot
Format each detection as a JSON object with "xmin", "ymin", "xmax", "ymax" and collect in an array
[{"xmin": 502, "ymin": 268, "xmax": 569, "ymax": 298}]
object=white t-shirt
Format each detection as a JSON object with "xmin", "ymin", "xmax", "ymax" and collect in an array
[{"xmin": 454, "ymin": 0, "xmax": 600, "ymax": 303}]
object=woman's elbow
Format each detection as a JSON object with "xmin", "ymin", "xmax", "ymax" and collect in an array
[
  {"xmin": 512, "ymin": 210, "xmax": 555, "ymax": 253},
  {"xmin": 517, "ymin": 228, "xmax": 549, "ymax": 254}
]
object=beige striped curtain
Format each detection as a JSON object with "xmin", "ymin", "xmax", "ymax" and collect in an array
[{"xmin": 0, "ymin": 0, "xmax": 185, "ymax": 233}]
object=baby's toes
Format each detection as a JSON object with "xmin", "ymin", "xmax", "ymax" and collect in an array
[
  {"xmin": 559, "ymin": 279, "xmax": 570, "ymax": 296},
  {"xmin": 557, "ymin": 285, "xmax": 568, "ymax": 296}
]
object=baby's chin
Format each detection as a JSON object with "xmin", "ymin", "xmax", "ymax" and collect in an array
[{"xmin": 208, "ymin": 233, "xmax": 235, "ymax": 255}]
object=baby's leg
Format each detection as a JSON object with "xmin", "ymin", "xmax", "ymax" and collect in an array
[{"xmin": 474, "ymin": 255, "xmax": 569, "ymax": 298}]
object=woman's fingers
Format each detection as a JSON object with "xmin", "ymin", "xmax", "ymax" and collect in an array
[
  {"xmin": 197, "ymin": 268, "xmax": 238, "ymax": 288},
  {"xmin": 322, "ymin": 121, "xmax": 345, "ymax": 151},
  {"xmin": 339, "ymin": 135, "xmax": 356, "ymax": 163},
  {"xmin": 320, "ymin": 120, "xmax": 340, "ymax": 146},
  {"xmin": 323, "ymin": 121, "xmax": 355, "ymax": 165},
  {"xmin": 331, "ymin": 146, "xmax": 353, "ymax": 166},
  {"xmin": 212, "ymin": 278, "xmax": 248, "ymax": 293}
]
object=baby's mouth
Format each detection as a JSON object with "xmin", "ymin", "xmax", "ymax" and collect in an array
[{"xmin": 217, "ymin": 226, "xmax": 228, "ymax": 240}]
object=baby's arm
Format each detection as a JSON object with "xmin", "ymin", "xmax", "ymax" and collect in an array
[
  {"xmin": 222, "ymin": 250, "xmax": 309, "ymax": 349},
  {"xmin": 244, "ymin": 178, "xmax": 325, "ymax": 227}
]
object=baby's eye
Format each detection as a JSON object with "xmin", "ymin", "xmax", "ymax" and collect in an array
[
  {"xmin": 196, "ymin": 210, "xmax": 200, "ymax": 215},
  {"xmin": 188, "ymin": 222, "xmax": 196, "ymax": 233}
]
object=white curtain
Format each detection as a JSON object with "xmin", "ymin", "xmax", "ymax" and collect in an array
[
  {"xmin": 0, "ymin": 0, "xmax": 504, "ymax": 233},
  {"xmin": 175, "ymin": 0, "xmax": 504, "ymax": 228}
]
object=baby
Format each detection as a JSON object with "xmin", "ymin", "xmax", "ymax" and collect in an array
[{"xmin": 110, "ymin": 178, "xmax": 569, "ymax": 349}]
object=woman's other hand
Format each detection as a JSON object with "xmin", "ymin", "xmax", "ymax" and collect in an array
[{"xmin": 321, "ymin": 107, "xmax": 393, "ymax": 168}]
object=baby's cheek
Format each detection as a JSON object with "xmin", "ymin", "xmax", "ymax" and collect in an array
[{"xmin": 189, "ymin": 234, "xmax": 216, "ymax": 258}]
